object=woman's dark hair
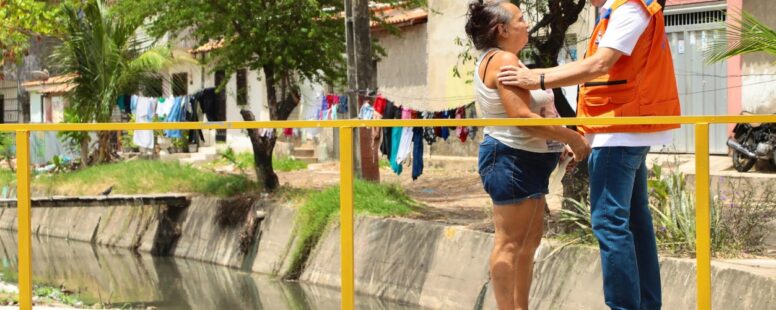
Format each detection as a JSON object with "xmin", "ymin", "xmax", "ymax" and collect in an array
[{"xmin": 465, "ymin": 0, "xmax": 514, "ymax": 50}]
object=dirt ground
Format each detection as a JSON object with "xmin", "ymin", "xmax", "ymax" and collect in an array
[{"xmin": 277, "ymin": 162, "xmax": 498, "ymax": 230}]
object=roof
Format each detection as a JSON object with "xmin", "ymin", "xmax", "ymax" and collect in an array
[
  {"xmin": 370, "ymin": 7, "xmax": 428, "ymax": 30},
  {"xmin": 189, "ymin": 39, "xmax": 224, "ymax": 55},
  {"xmin": 190, "ymin": 6, "xmax": 428, "ymax": 54},
  {"xmin": 22, "ymin": 74, "xmax": 77, "ymax": 95}
]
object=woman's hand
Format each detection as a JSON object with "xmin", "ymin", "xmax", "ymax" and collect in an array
[
  {"xmin": 497, "ymin": 65, "xmax": 541, "ymax": 90},
  {"xmin": 566, "ymin": 133, "xmax": 591, "ymax": 163}
]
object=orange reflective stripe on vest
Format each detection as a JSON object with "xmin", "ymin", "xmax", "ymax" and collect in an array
[{"xmin": 577, "ymin": 0, "xmax": 681, "ymax": 134}]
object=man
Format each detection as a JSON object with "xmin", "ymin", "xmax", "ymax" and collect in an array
[{"xmin": 497, "ymin": 0, "xmax": 680, "ymax": 309}]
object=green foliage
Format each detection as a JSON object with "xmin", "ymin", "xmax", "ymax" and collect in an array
[
  {"xmin": 218, "ymin": 147, "xmax": 248, "ymax": 175},
  {"xmin": 558, "ymin": 197, "xmax": 596, "ymax": 244},
  {"xmin": 286, "ymin": 180, "xmax": 417, "ymax": 278},
  {"xmin": 0, "ymin": 132, "xmax": 14, "ymax": 172},
  {"xmin": 0, "ymin": 0, "xmax": 69, "ymax": 67},
  {"xmin": 560, "ymin": 164, "xmax": 776, "ymax": 257},
  {"xmin": 707, "ymin": 10, "xmax": 776, "ymax": 63},
  {"xmin": 51, "ymin": 0, "xmax": 174, "ymax": 163},
  {"xmin": 30, "ymin": 160, "xmax": 259, "ymax": 197},
  {"xmin": 52, "ymin": 0, "xmax": 173, "ymax": 123},
  {"xmin": 0, "ymin": 170, "xmax": 13, "ymax": 187},
  {"xmin": 273, "ymin": 157, "xmax": 308, "ymax": 172},
  {"xmin": 213, "ymin": 149, "xmax": 308, "ymax": 173}
]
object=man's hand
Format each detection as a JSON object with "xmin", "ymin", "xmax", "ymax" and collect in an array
[{"xmin": 497, "ymin": 65, "xmax": 541, "ymax": 90}]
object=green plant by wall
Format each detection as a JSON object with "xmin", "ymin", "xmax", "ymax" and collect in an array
[
  {"xmin": 559, "ymin": 164, "xmax": 776, "ymax": 257},
  {"xmin": 285, "ymin": 180, "xmax": 417, "ymax": 279}
]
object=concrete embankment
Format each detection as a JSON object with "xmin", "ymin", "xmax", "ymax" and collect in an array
[{"xmin": 2, "ymin": 197, "xmax": 774, "ymax": 309}]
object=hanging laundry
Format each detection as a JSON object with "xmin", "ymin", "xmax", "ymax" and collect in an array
[
  {"xmin": 435, "ymin": 111, "xmax": 450, "ymax": 141},
  {"xmin": 164, "ymin": 96, "xmax": 185, "ymax": 138},
  {"xmin": 422, "ymin": 112, "xmax": 436, "ymax": 145},
  {"xmin": 130, "ymin": 95, "xmax": 139, "ymax": 115},
  {"xmin": 133, "ymin": 97, "xmax": 155, "ymax": 149},
  {"xmin": 380, "ymin": 100, "xmax": 396, "ymax": 159},
  {"xmin": 466, "ymin": 103, "xmax": 478, "ymax": 140},
  {"xmin": 185, "ymin": 96, "xmax": 205, "ymax": 144},
  {"xmin": 283, "ymin": 128, "xmax": 294, "ymax": 137},
  {"xmin": 373, "ymin": 96, "xmax": 387, "ymax": 115},
  {"xmin": 389, "ymin": 103, "xmax": 403, "ymax": 174},
  {"xmin": 193, "ymin": 88, "xmax": 219, "ymax": 122},
  {"xmin": 455, "ymin": 106, "xmax": 469, "ymax": 143},
  {"xmin": 412, "ymin": 127, "xmax": 424, "ymax": 180},
  {"xmin": 359, "ymin": 103, "xmax": 374, "ymax": 120},
  {"xmin": 371, "ymin": 112, "xmax": 383, "ymax": 153},
  {"xmin": 395, "ymin": 108, "xmax": 414, "ymax": 164},
  {"xmin": 338, "ymin": 96, "xmax": 349, "ymax": 114}
]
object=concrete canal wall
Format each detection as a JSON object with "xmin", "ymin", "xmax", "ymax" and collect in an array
[{"xmin": 1, "ymin": 196, "xmax": 774, "ymax": 309}]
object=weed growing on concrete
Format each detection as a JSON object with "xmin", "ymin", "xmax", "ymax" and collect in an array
[
  {"xmin": 558, "ymin": 163, "xmax": 776, "ymax": 257},
  {"xmin": 285, "ymin": 180, "xmax": 417, "ymax": 279}
]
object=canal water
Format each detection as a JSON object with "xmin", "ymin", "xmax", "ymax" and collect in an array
[{"xmin": 0, "ymin": 231, "xmax": 421, "ymax": 309}]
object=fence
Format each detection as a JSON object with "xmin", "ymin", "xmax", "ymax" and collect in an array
[{"xmin": 3, "ymin": 114, "xmax": 776, "ymax": 310}]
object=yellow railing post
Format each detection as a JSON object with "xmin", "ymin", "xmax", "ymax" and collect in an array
[
  {"xmin": 695, "ymin": 123, "xmax": 711, "ymax": 310},
  {"xmin": 15, "ymin": 130, "xmax": 32, "ymax": 310},
  {"xmin": 339, "ymin": 127, "xmax": 355, "ymax": 310}
]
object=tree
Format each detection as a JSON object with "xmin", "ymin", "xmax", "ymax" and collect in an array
[
  {"xmin": 0, "ymin": 0, "xmax": 62, "ymax": 71},
  {"xmin": 52, "ymin": 0, "xmax": 173, "ymax": 165},
  {"xmin": 115, "ymin": 0, "xmax": 423, "ymax": 191},
  {"xmin": 707, "ymin": 10, "xmax": 776, "ymax": 63}
]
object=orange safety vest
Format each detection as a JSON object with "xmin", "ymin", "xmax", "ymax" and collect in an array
[{"xmin": 577, "ymin": 0, "xmax": 681, "ymax": 134}]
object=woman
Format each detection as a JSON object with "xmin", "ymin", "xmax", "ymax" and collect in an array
[{"xmin": 465, "ymin": 1, "xmax": 590, "ymax": 309}]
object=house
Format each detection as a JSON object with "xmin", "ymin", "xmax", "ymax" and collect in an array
[{"xmin": 21, "ymin": 74, "xmax": 76, "ymax": 124}]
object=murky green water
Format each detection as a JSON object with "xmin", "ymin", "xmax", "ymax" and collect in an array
[{"xmin": 0, "ymin": 231, "xmax": 421, "ymax": 309}]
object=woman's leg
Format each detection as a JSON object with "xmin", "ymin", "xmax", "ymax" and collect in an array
[
  {"xmin": 491, "ymin": 198, "xmax": 545, "ymax": 310},
  {"xmin": 513, "ymin": 198, "xmax": 545, "ymax": 310}
]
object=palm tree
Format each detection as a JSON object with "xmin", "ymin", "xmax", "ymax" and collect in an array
[
  {"xmin": 707, "ymin": 10, "xmax": 776, "ymax": 63},
  {"xmin": 52, "ymin": 0, "xmax": 173, "ymax": 165}
]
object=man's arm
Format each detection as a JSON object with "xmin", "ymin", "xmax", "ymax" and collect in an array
[{"xmin": 497, "ymin": 48, "xmax": 624, "ymax": 90}]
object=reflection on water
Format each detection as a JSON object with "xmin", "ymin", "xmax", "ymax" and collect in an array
[{"xmin": 0, "ymin": 230, "xmax": 420, "ymax": 309}]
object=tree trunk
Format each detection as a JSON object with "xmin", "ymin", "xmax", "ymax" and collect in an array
[
  {"xmin": 96, "ymin": 131, "xmax": 113, "ymax": 163},
  {"xmin": 80, "ymin": 136, "xmax": 90, "ymax": 168},
  {"xmin": 240, "ymin": 109, "xmax": 279, "ymax": 191},
  {"xmin": 353, "ymin": 0, "xmax": 380, "ymax": 182}
]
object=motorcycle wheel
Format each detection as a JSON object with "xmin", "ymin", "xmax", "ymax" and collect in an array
[{"xmin": 732, "ymin": 138, "xmax": 757, "ymax": 172}]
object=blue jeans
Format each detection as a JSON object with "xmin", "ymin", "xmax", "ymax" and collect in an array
[{"xmin": 589, "ymin": 147, "xmax": 662, "ymax": 310}]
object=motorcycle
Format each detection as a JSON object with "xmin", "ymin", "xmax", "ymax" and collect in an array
[{"xmin": 727, "ymin": 112, "xmax": 776, "ymax": 172}]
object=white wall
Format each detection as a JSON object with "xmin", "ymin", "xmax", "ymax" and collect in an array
[{"xmin": 29, "ymin": 93, "xmax": 43, "ymax": 123}]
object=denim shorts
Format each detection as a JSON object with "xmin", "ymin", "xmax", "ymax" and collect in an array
[{"xmin": 478, "ymin": 135, "xmax": 561, "ymax": 205}]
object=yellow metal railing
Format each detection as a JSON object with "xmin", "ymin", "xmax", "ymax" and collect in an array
[{"xmin": 5, "ymin": 114, "xmax": 776, "ymax": 310}]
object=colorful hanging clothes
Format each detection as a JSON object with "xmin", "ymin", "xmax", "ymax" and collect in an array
[
  {"xmin": 338, "ymin": 96, "xmax": 349, "ymax": 114},
  {"xmin": 412, "ymin": 127, "xmax": 424, "ymax": 180},
  {"xmin": 380, "ymin": 100, "xmax": 397, "ymax": 159},
  {"xmin": 395, "ymin": 107, "xmax": 414, "ymax": 165},
  {"xmin": 164, "ymin": 96, "xmax": 185, "ymax": 138},
  {"xmin": 455, "ymin": 106, "xmax": 469, "ymax": 143},
  {"xmin": 422, "ymin": 112, "xmax": 436, "ymax": 145},
  {"xmin": 467, "ymin": 103, "xmax": 478, "ymax": 139}
]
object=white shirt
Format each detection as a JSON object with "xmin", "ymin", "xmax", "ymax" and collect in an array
[{"xmin": 587, "ymin": 0, "xmax": 674, "ymax": 147}]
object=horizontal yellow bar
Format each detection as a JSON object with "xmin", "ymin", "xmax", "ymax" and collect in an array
[{"xmin": 0, "ymin": 115, "xmax": 775, "ymax": 132}]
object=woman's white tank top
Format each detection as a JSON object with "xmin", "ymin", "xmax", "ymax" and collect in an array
[{"xmin": 474, "ymin": 48, "xmax": 564, "ymax": 153}]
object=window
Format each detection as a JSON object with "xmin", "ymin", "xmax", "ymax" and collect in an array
[
  {"xmin": 142, "ymin": 77, "xmax": 164, "ymax": 97},
  {"xmin": 172, "ymin": 73, "xmax": 188, "ymax": 97},
  {"xmin": 665, "ymin": 10, "xmax": 726, "ymax": 27},
  {"xmin": 236, "ymin": 69, "xmax": 248, "ymax": 106}
]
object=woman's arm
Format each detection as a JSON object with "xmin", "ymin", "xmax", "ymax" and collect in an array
[{"xmin": 490, "ymin": 53, "xmax": 591, "ymax": 160}]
